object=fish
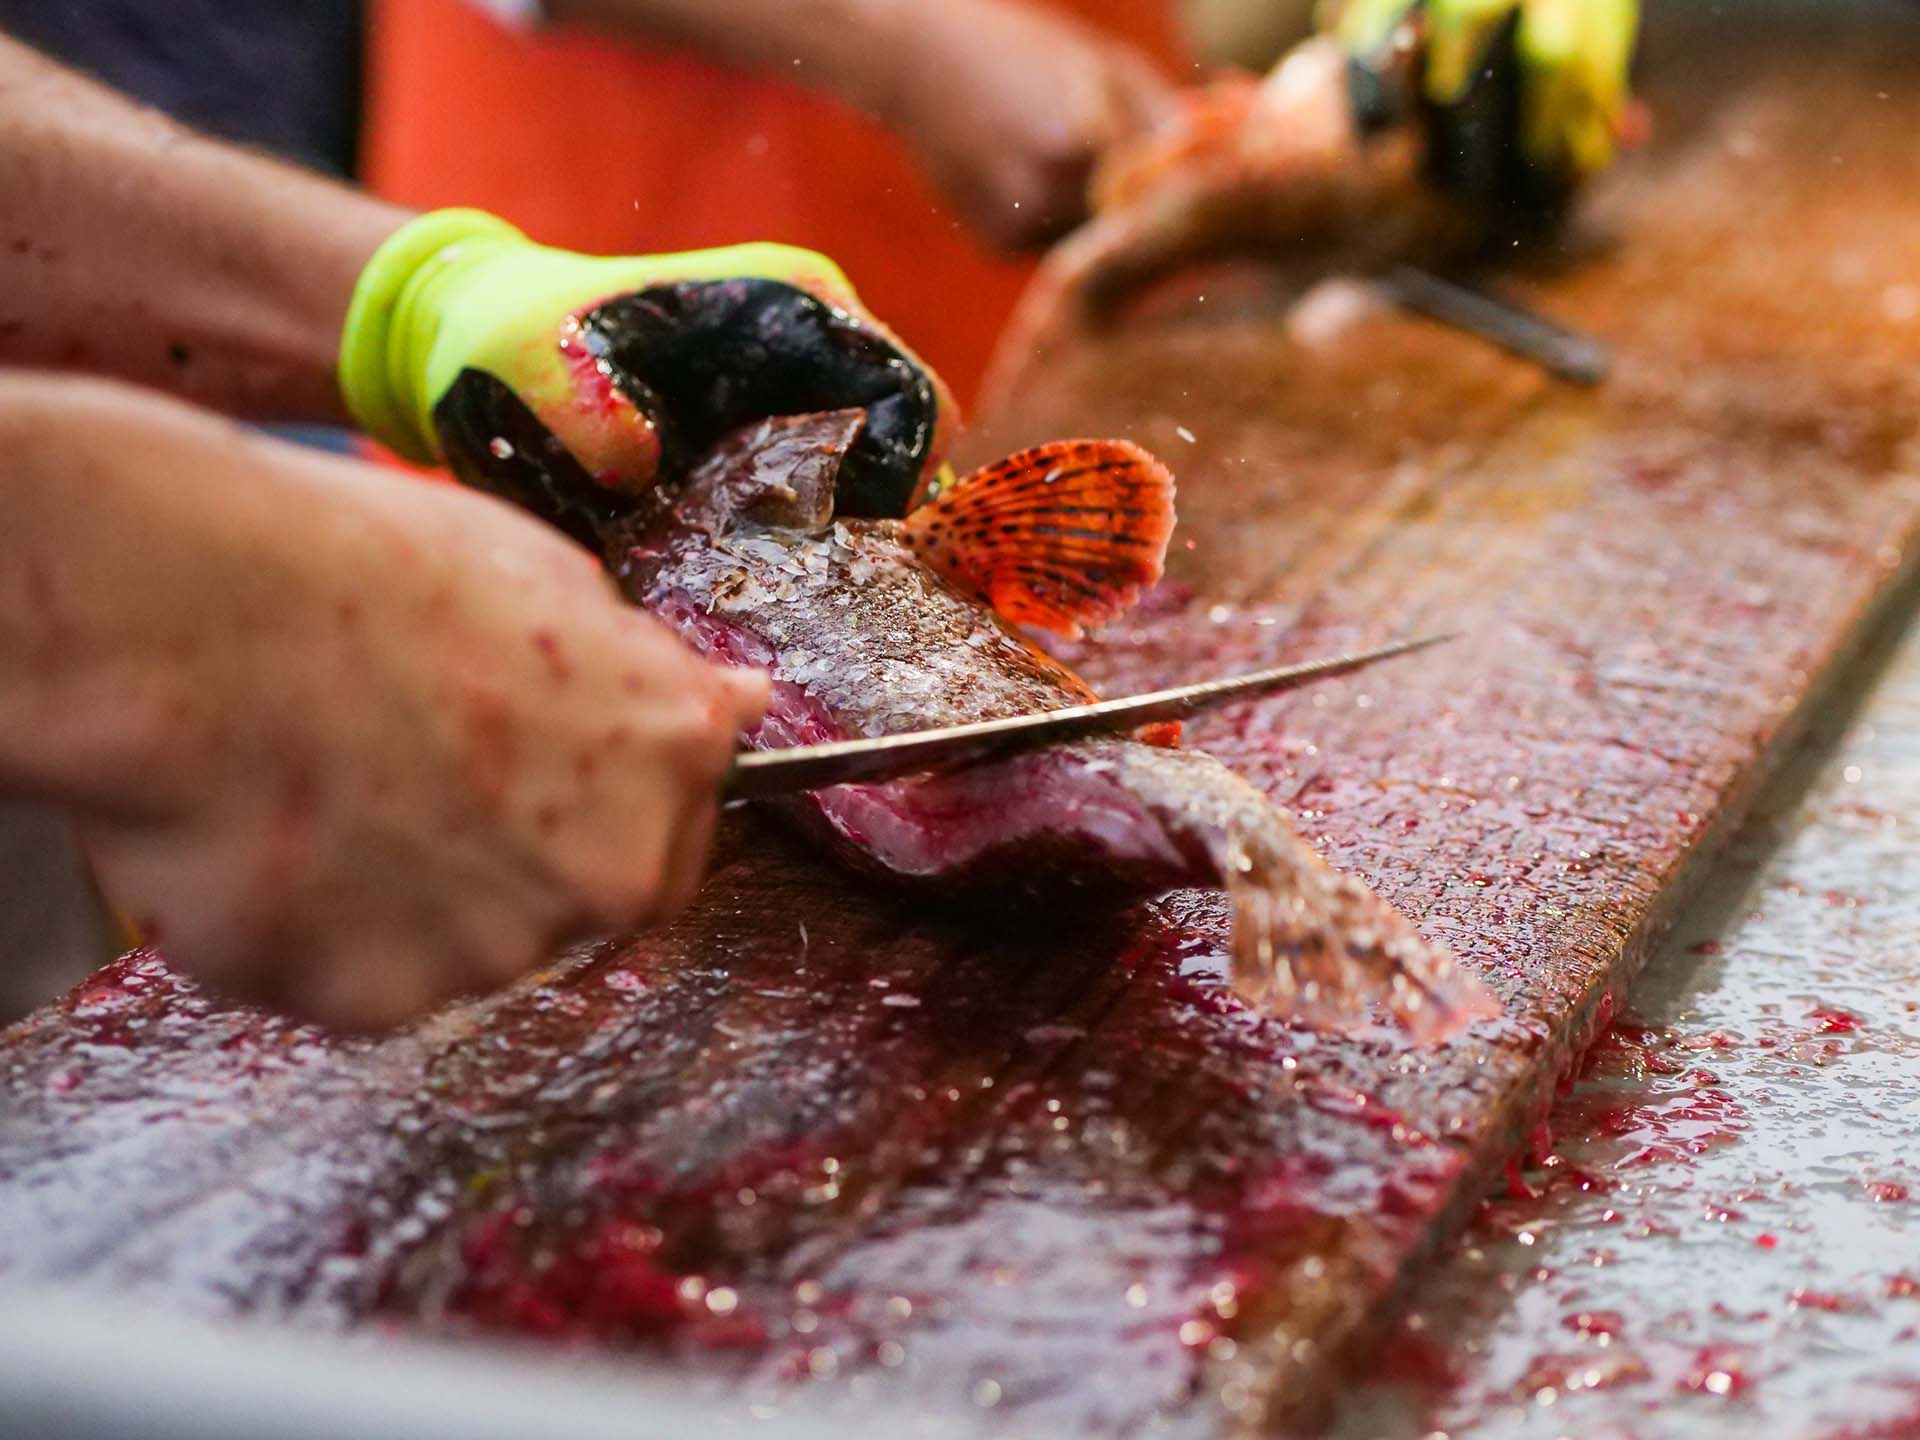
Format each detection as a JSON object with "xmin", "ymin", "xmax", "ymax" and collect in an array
[
  {"xmin": 980, "ymin": 37, "xmax": 1470, "ymax": 414},
  {"xmin": 603, "ymin": 408, "xmax": 1495, "ymax": 1043}
]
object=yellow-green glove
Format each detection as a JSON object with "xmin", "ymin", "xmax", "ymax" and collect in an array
[
  {"xmin": 340, "ymin": 209, "xmax": 954, "ymax": 529},
  {"xmin": 1326, "ymin": 0, "xmax": 1639, "ymax": 211}
]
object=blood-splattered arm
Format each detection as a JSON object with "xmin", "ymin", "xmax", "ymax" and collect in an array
[
  {"xmin": 0, "ymin": 28, "xmax": 946, "ymax": 495},
  {"xmin": 0, "ymin": 33, "xmax": 411, "ymax": 424},
  {"xmin": 0, "ymin": 371, "xmax": 766, "ymax": 1030}
]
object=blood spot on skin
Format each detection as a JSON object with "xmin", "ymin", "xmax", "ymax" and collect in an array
[
  {"xmin": 25, "ymin": 561, "xmax": 72, "ymax": 672},
  {"xmin": 251, "ymin": 769, "xmax": 320, "ymax": 915},
  {"xmin": 461, "ymin": 690, "xmax": 519, "ymax": 809},
  {"xmin": 8, "ymin": 238, "xmax": 27, "ymax": 255},
  {"xmin": 602, "ymin": 724, "xmax": 632, "ymax": 751},
  {"xmin": 573, "ymin": 750, "xmax": 600, "ymax": 784},
  {"xmin": 282, "ymin": 770, "xmax": 320, "ymax": 822},
  {"xmin": 532, "ymin": 629, "xmax": 573, "ymax": 684},
  {"xmin": 168, "ymin": 342, "xmax": 191, "ymax": 367},
  {"xmin": 26, "ymin": 560, "xmax": 55, "ymax": 611}
]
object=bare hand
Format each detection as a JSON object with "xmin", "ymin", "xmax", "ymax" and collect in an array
[{"xmin": 1, "ymin": 378, "xmax": 765, "ymax": 1030}]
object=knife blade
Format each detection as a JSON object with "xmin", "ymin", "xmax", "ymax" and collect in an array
[
  {"xmin": 722, "ymin": 632, "xmax": 1451, "ymax": 800},
  {"xmin": 1383, "ymin": 266, "xmax": 1611, "ymax": 386}
]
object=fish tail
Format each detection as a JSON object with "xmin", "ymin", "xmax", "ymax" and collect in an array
[{"xmin": 1221, "ymin": 821, "xmax": 1498, "ymax": 1044}]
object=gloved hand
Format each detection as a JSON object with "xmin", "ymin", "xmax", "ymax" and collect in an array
[
  {"xmin": 1325, "ymin": 0, "xmax": 1641, "ymax": 214},
  {"xmin": 340, "ymin": 209, "xmax": 955, "ymax": 528}
]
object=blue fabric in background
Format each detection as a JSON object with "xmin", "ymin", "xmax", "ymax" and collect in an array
[
  {"xmin": 0, "ymin": 4, "xmax": 371, "ymax": 449},
  {"xmin": 0, "ymin": 0, "xmax": 364, "ymax": 176}
]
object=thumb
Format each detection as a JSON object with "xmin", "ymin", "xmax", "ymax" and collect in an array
[{"xmin": 709, "ymin": 662, "xmax": 772, "ymax": 727}]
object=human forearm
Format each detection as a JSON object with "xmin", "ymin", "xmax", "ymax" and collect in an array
[
  {"xmin": 0, "ymin": 372, "xmax": 765, "ymax": 1028},
  {"xmin": 0, "ymin": 36, "xmax": 412, "ymax": 423},
  {"xmin": 0, "ymin": 374, "xmax": 327, "ymax": 813},
  {"xmin": 542, "ymin": 0, "xmax": 912, "ymax": 120}
]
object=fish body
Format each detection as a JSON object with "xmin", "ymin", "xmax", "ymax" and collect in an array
[{"xmin": 611, "ymin": 410, "xmax": 1494, "ymax": 1042}]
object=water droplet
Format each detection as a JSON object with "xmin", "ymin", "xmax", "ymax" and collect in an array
[{"xmin": 1179, "ymin": 1319, "xmax": 1215, "ymax": 1347}]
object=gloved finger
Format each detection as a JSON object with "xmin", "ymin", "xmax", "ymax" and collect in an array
[
  {"xmin": 1329, "ymin": 0, "xmax": 1567, "ymax": 218},
  {"xmin": 1515, "ymin": 0, "xmax": 1640, "ymax": 180},
  {"xmin": 580, "ymin": 278, "xmax": 953, "ymax": 520},
  {"xmin": 1421, "ymin": 5, "xmax": 1546, "ymax": 214},
  {"xmin": 1414, "ymin": 0, "xmax": 1638, "ymax": 221},
  {"xmin": 1422, "ymin": 0, "xmax": 1523, "ymax": 106},
  {"xmin": 429, "ymin": 366, "xmax": 631, "ymax": 548}
]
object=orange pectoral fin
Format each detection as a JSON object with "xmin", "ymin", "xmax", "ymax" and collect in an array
[{"xmin": 901, "ymin": 439, "xmax": 1176, "ymax": 639}]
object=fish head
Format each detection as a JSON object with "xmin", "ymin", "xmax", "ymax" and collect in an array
[
  {"xmin": 432, "ymin": 281, "xmax": 956, "ymax": 544},
  {"xmin": 578, "ymin": 278, "xmax": 955, "ymax": 520},
  {"xmin": 675, "ymin": 410, "xmax": 869, "ymax": 539}
]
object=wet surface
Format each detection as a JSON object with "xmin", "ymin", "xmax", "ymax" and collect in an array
[
  {"xmin": 2, "ymin": 5, "xmax": 1919, "ymax": 1436},
  {"xmin": 619, "ymin": 415, "xmax": 1483, "ymax": 1038},
  {"xmin": 1330, "ymin": 590, "xmax": 1920, "ymax": 1440}
]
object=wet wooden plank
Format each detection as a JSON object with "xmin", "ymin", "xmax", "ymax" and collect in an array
[{"xmin": 2, "ymin": 4, "xmax": 1918, "ymax": 1434}]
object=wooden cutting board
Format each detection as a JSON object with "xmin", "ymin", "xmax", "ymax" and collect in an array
[{"xmin": 2, "ymin": 3, "xmax": 1917, "ymax": 1434}]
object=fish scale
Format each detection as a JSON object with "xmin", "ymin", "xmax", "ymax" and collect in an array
[{"xmin": 612, "ymin": 409, "xmax": 1492, "ymax": 1044}]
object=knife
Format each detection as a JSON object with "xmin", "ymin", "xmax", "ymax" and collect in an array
[
  {"xmin": 1383, "ymin": 267, "xmax": 1611, "ymax": 387},
  {"xmin": 723, "ymin": 632, "xmax": 1451, "ymax": 800}
]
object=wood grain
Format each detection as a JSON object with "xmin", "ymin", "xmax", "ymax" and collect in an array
[{"xmin": 3, "ymin": 4, "xmax": 1917, "ymax": 1434}]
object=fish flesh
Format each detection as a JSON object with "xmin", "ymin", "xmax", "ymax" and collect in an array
[{"xmin": 605, "ymin": 408, "xmax": 1493, "ymax": 1042}]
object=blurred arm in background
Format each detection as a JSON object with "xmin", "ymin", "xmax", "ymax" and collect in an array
[
  {"xmin": 538, "ymin": 0, "xmax": 1180, "ymax": 247},
  {"xmin": 1179, "ymin": 0, "xmax": 1316, "ymax": 69}
]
